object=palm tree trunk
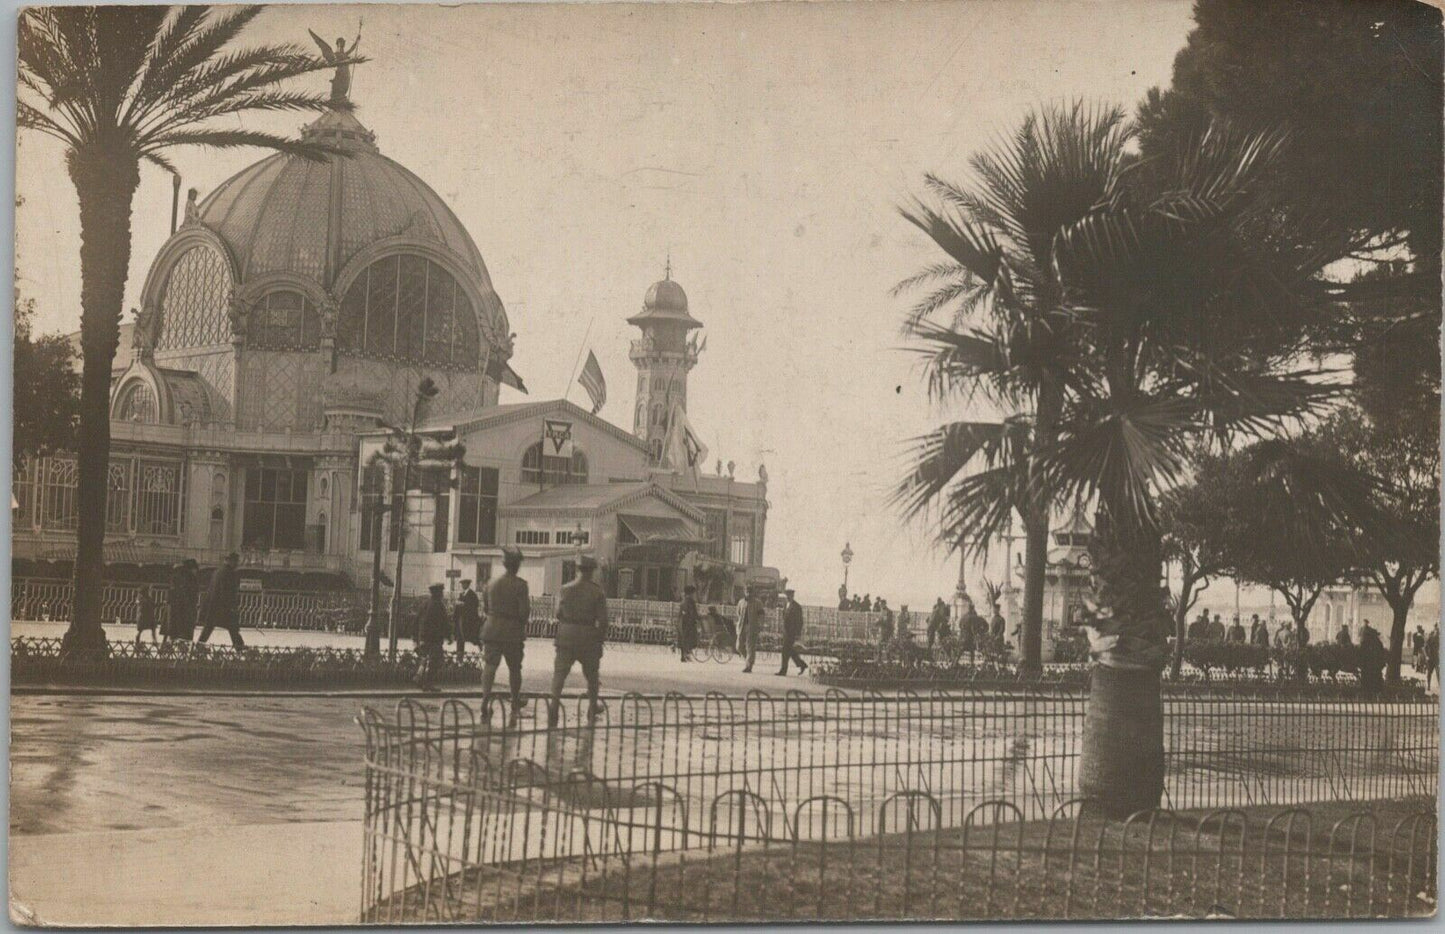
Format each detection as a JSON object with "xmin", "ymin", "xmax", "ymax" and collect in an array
[
  {"xmin": 1079, "ymin": 494, "xmax": 1168, "ymax": 818},
  {"xmin": 60, "ymin": 149, "xmax": 140, "ymax": 658},
  {"xmin": 1020, "ymin": 380, "xmax": 1062, "ymax": 676}
]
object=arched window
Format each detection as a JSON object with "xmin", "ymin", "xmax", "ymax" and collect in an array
[
  {"xmin": 115, "ymin": 381, "xmax": 159, "ymax": 423},
  {"xmin": 521, "ymin": 443, "xmax": 589, "ymax": 485},
  {"xmin": 336, "ymin": 254, "xmax": 480, "ymax": 369},
  {"xmin": 250, "ymin": 290, "xmax": 322, "ymax": 351},
  {"xmin": 156, "ymin": 245, "xmax": 232, "ymax": 349}
]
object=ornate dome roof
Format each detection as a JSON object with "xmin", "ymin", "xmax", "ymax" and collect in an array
[
  {"xmin": 194, "ymin": 109, "xmax": 492, "ymax": 291},
  {"xmin": 644, "ymin": 277, "xmax": 688, "ymax": 313},
  {"xmin": 629, "ymin": 269, "xmax": 702, "ymax": 329}
]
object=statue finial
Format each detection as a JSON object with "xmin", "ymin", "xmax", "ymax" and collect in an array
[{"xmin": 665, "ymin": 251, "xmax": 671, "ymax": 281}]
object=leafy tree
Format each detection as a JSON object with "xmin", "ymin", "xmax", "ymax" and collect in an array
[
  {"xmin": 12, "ymin": 294, "xmax": 80, "ymax": 467},
  {"xmin": 1157, "ymin": 451, "xmax": 1236, "ymax": 677},
  {"xmin": 18, "ymin": 6, "xmax": 342, "ymax": 656},
  {"xmin": 1322, "ymin": 408, "xmax": 1439, "ymax": 682},
  {"xmin": 1138, "ymin": 0, "xmax": 1443, "ymax": 298},
  {"xmin": 894, "ymin": 103, "xmax": 1129, "ymax": 676},
  {"xmin": 1214, "ymin": 435, "xmax": 1391, "ymax": 656}
]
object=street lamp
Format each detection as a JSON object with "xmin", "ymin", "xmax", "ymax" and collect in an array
[{"xmin": 841, "ymin": 542, "xmax": 854, "ymax": 592}]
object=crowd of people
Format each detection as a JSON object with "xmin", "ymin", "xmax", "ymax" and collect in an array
[
  {"xmin": 1182, "ymin": 608, "xmax": 1440, "ymax": 691},
  {"xmin": 130, "ymin": 552, "xmax": 247, "ymax": 648}
]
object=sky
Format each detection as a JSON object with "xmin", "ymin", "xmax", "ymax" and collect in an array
[{"xmin": 14, "ymin": 0, "xmax": 1202, "ymax": 609}]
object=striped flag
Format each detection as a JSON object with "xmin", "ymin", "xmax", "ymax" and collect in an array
[{"xmin": 579, "ymin": 351, "xmax": 606, "ymax": 414}]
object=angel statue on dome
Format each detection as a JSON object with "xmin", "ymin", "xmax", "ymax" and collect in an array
[{"xmin": 309, "ymin": 24, "xmax": 362, "ymax": 106}]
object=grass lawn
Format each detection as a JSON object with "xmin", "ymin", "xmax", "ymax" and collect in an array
[{"xmin": 371, "ymin": 796, "xmax": 1436, "ymax": 923}]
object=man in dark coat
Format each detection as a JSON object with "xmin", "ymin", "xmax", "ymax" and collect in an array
[
  {"xmin": 776, "ymin": 589, "xmax": 809, "ymax": 675},
  {"xmin": 989, "ymin": 603, "xmax": 1006, "ymax": 653},
  {"xmin": 198, "ymin": 552, "xmax": 244, "ymax": 648},
  {"xmin": 166, "ymin": 560, "xmax": 199, "ymax": 641},
  {"xmin": 1358, "ymin": 619, "xmax": 1386, "ymax": 694},
  {"xmin": 481, "ymin": 547, "xmax": 530, "ymax": 716},
  {"xmin": 678, "ymin": 584, "xmax": 700, "ymax": 661},
  {"xmin": 452, "ymin": 578, "xmax": 481, "ymax": 659},
  {"xmin": 413, "ymin": 582, "xmax": 450, "ymax": 692},
  {"xmin": 925, "ymin": 598, "xmax": 948, "ymax": 649}
]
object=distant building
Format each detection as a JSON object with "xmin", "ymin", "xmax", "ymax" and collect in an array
[{"xmin": 14, "ymin": 98, "xmax": 767, "ymax": 601}]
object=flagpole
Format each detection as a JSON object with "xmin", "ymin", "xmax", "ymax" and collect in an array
[{"xmin": 563, "ymin": 317, "xmax": 595, "ymax": 406}]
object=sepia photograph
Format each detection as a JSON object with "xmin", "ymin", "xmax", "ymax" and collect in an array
[{"xmin": 8, "ymin": 0, "xmax": 1442, "ymax": 925}]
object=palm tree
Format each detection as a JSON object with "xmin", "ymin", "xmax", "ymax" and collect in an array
[
  {"xmin": 894, "ymin": 103, "xmax": 1131, "ymax": 676},
  {"xmin": 901, "ymin": 113, "xmax": 1344, "ymax": 817},
  {"xmin": 19, "ymin": 6, "xmax": 345, "ymax": 656}
]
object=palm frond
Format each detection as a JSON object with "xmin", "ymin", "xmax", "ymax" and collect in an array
[{"xmin": 139, "ymin": 128, "xmax": 338, "ymax": 162}]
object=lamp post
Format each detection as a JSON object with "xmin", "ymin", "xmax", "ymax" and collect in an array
[{"xmin": 841, "ymin": 542, "xmax": 854, "ymax": 593}]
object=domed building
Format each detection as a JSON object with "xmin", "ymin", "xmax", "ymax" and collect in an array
[{"xmin": 15, "ymin": 100, "xmax": 769, "ymax": 605}]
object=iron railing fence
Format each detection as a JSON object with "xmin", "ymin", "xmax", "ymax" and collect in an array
[{"xmin": 358, "ymin": 694, "xmax": 1437, "ymax": 923}]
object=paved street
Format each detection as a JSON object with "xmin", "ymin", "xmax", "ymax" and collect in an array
[{"xmin": 8, "ymin": 633, "xmax": 825, "ymax": 925}]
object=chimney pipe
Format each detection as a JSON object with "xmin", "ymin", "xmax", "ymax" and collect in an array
[{"xmin": 170, "ymin": 173, "xmax": 181, "ymax": 235}]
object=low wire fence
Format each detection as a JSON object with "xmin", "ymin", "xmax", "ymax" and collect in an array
[
  {"xmin": 359, "ymin": 690, "xmax": 1438, "ymax": 921},
  {"xmin": 10, "ymin": 578, "xmax": 877, "ymax": 643}
]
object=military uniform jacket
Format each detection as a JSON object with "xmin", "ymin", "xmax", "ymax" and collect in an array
[
  {"xmin": 483, "ymin": 574, "xmax": 530, "ymax": 643},
  {"xmin": 556, "ymin": 579, "xmax": 608, "ymax": 648}
]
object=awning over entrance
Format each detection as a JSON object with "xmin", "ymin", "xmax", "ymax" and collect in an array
[{"xmin": 618, "ymin": 513, "xmax": 704, "ymax": 544}]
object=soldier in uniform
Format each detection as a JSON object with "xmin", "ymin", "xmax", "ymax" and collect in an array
[
  {"xmin": 413, "ymin": 582, "xmax": 450, "ymax": 692},
  {"xmin": 453, "ymin": 578, "xmax": 482, "ymax": 659},
  {"xmin": 548, "ymin": 555, "xmax": 608, "ymax": 726},
  {"xmin": 481, "ymin": 548, "xmax": 530, "ymax": 717}
]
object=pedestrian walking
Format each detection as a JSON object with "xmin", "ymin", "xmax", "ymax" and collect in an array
[
  {"xmin": 1411, "ymin": 625, "xmax": 1426, "ymax": 669},
  {"xmin": 1227, "ymin": 616, "xmax": 1246, "ymax": 644},
  {"xmin": 166, "ymin": 559, "xmax": 199, "ymax": 642},
  {"xmin": 480, "ymin": 547, "xmax": 530, "ymax": 717},
  {"xmin": 678, "ymin": 585, "xmax": 700, "ymax": 662},
  {"xmin": 197, "ymin": 552, "xmax": 244, "ymax": 649},
  {"xmin": 1187, "ymin": 610, "xmax": 1208, "ymax": 643},
  {"xmin": 453, "ymin": 578, "xmax": 482, "ymax": 659},
  {"xmin": 776, "ymin": 589, "xmax": 809, "ymax": 675},
  {"xmin": 412, "ymin": 583, "xmax": 450, "ymax": 692},
  {"xmin": 740, "ymin": 590, "xmax": 765, "ymax": 673},
  {"xmin": 1250, "ymin": 615, "xmax": 1270, "ymax": 648},
  {"xmin": 134, "ymin": 586, "xmax": 158, "ymax": 645},
  {"xmin": 1335, "ymin": 623, "xmax": 1353, "ymax": 647},
  {"xmin": 548, "ymin": 555, "xmax": 608, "ymax": 726},
  {"xmin": 1205, "ymin": 613, "xmax": 1226, "ymax": 644}
]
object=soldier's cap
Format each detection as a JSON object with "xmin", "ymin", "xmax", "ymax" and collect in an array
[
  {"xmin": 784, "ymin": 588, "xmax": 796, "ymax": 597},
  {"xmin": 429, "ymin": 582, "xmax": 446, "ymax": 593},
  {"xmin": 578, "ymin": 555, "xmax": 599, "ymax": 571},
  {"xmin": 501, "ymin": 545, "xmax": 524, "ymax": 562},
  {"xmin": 460, "ymin": 579, "xmax": 472, "ymax": 587}
]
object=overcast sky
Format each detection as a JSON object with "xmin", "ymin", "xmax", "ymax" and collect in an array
[{"xmin": 16, "ymin": 0, "xmax": 1202, "ymax": 609}]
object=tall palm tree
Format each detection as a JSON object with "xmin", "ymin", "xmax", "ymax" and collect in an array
[
  {"xmin": 902, "ymin": 113, "xmax": 1344, "ymax": 817},
  {"xmin": 19, "ymin": 6, "xmax": 344, "ymax": 656},
  {"xmin": 894, "ymin": 103, "xmax": 1131, "ymax": 676}
]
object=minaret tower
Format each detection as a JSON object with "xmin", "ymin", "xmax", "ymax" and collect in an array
[{"xmin": 629, "ymin": 259, "xmax": 703, "ymax": 463}]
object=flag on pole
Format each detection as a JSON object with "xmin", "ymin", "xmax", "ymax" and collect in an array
[
  {"xmin": 579, "ymin": 351, "xmax": 607, "ymax": 414},
  {"xmin": 663, "ymin": 402, "xmax": 708, "ymax": 482}
]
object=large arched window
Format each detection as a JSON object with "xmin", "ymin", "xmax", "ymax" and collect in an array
[
  {"xmin": 115, "ymin": 381, "xmax": 159, "ymax": 423},
  {"xmin": 336, "ymin": 254, "xmax": 480, "ymax": 369},
  {"xmin": 521, "ymin": 443, "xmax": 588, "ymax": 485},
  {"xmin": 156, "ymin": 245, "xmax": 232, "ymax": 349},
  {"xmin": 250, "ymin": 290, "xmax": 322, "ymax": 351}
]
